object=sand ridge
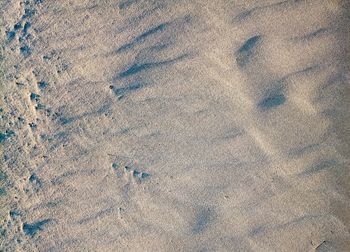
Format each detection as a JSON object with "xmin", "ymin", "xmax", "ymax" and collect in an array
[{"xmin": 1, "ymin": 0, "xmax": 350, "ymax": 251}]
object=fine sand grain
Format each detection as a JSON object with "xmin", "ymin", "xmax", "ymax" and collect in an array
[{"xmin": 1, "ymin": 0, "xmax": 350, "ymax": 251}]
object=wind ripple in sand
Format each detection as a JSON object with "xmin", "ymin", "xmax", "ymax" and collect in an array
[{"xmin": 1, "ymin": 0, "xmax": 349, "ymax": 251}]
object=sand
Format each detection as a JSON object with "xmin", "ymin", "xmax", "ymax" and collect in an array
[{"xmin": 1, "ymin": 0, "xmax": 350, "ymax": 251}]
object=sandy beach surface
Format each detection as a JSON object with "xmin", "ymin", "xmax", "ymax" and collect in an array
[{"xmin": 1, "ymin": 0, "xmax": 350, "ymax": 251}]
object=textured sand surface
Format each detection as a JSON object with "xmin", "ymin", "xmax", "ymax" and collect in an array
[{"xmin": 1, "ymin": 0, "xmax": 350, "ymax": 251}]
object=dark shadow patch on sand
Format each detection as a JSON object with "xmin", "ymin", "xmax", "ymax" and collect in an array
[
  {"xmin": 118, "ymin": 0, "xmax": 140, "ymax": 10},
  {"xmin": 233, "ymin": 0, "xmax": 293, "ymax": 23},
  {"xmin": 192, "ymin": 207, "xmax": 215, "ymax": 234},
  {"xmin": 233, "ymin": 0, "xmax": 303, "ymax": 23},
  {"xmin": 291, "ymin": 28, "xmax": 329, "ymax": 42},
  {"xmin": 236, "ymin": 35, "xmax": 262, "ymax": 68},
  {"xmin": 258, "ymin": 93, "xmax": 285, "ymax": 111},
  {"xmin": 76, "ymin": 207, "xmax": 115, "ymax": 225},
  {"xmin": 58, "ymin": 101, "xmax": 112, "ymax": 126},
  {"xmin": 6, "ymin": 31, "xmax": 16, "ymax": 42},
  {"xmin": 51, "ymin": 171, "xmax": 78, "ymax": 185},
  {"xmin": 116, "ymin": 22, "xmax": 170, "ymax": 53},
  {"xmin": 115, "ymin": 4, "xmax": 165, "ymax": 34},
  {"xmin": 23, "ymin": 219, "xmax": 51, "ymax": 237},
  {"xmin": 23, "ymin": 21, "xmax": 31, "ymax": 35},
  {"xmin": 114, "ymin": 14, "xmax": 192, "ymax": 55},
  {"xmin": 115, "ymin": 53, "xmax": 189, "ymax": 79},
  {"xmin": 30, "ymin": 93, "xmax": 40, "ymax": 102},
  {"xmin": 110, "ymin": 82, "xmax": 144, "ymax": 100},
  {"xmin": 29, "ymin": 173, "xmax": 42, "ymax": 187},
  {"xmin": 20, "ymin": 45, "xmax": 31, "ymax": 57},
  {"xmin": 249, "ymin": 215, "xmax": 320, "ymax": 238},
  {"xmin": 22, "ymin": 8, "xmax": 35, "ymax": 19},
  {"xmin": 233, "ymin": 8, "xmax": 258, "ymax": 23},
  {"xmin": 299, "ymin": 159, "xmax": 337, "ymax": 176},
  {"xmin": 281, "ymin": 65, "xmax": 321, "ymax": 82},
  {"xmin": 14, "ymin": 22, "xmax": 22, "ymax": 31},
  {"xmin": 132, "ymin": 169, "xmax": 150, "ymax": 179},
  {"xmin": 238, "ymin": 35, "xmax": 261, "ymax": 54},
  {"xmin": 10, "ymin": 210, "xmax": 21, "ymax": 219},
  {"xmin": 288, "ymin": 143, "xmax": 320, "ymax": 158},
  {"xmin": 0, "ymin": 130, "xmax": 15, "ymax": 143},
  {"xmin": 37, "ymin": 81, "xmax": 49, "ymax": 90}
]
